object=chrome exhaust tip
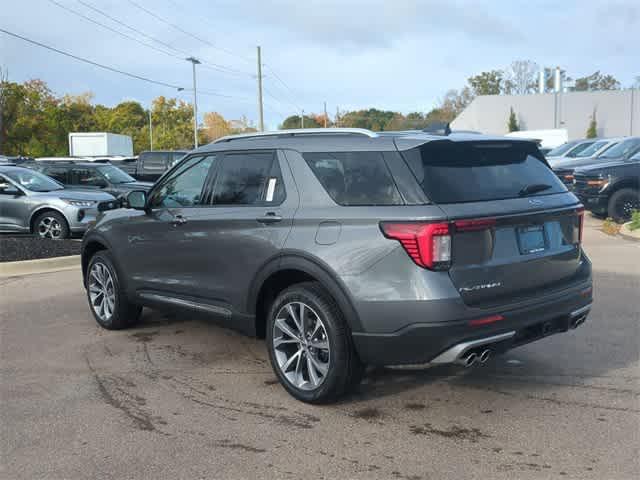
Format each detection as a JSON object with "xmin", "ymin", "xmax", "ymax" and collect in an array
[
  {"xmin": 479, "ymin": 349, "xmax": 491, "ymax": 364},
  {"xmin": 456, "ymin": 352, "xmax": 478, "ymax": 368},
  {"xmin": 571, "ymin": 315, "xmax": 586, "ymax": 329}
]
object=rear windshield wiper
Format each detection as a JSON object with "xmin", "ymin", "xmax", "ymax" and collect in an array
[{"xmin": 519, "ymin": 183, "xmax": 552, "ymax": 197}]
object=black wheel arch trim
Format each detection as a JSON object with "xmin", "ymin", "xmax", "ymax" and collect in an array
[
  {"xmin": 81, "ymin": 233, "xmax": 128, "ymax": 291},
  {"xmin": 247, "ymin": 250, "xmax": 364, "ymax": 333}
]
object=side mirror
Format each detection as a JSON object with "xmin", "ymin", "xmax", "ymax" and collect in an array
[{"xmin": 127, "ymin": 190, "xmax": 147, "ymax": 210}]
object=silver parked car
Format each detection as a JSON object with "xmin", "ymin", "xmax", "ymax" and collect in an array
[{"xmin": 0, "ymin": 165, "xmax": 115, "ymax": 239}]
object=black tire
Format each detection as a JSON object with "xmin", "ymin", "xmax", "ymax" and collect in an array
[
  {"xmin": 266, "ymin": 281, "xmax": 364, "ymax": 404},
  {"xmin": 33, "ymin": 211, "xmax": 69, "ymax": 239},
  {"xmin": 607, "ymin": 188, "xmax": 640, "ymax": 222},
  {"xmin": 86, "ymin": 251, "xmax": 142, "ymax": 330}
]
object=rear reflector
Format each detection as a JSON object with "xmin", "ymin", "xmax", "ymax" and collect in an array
[
  {"xmin": 380, "ymin": 222, "xmax": 451, "ymax": 270},
  {"xmin": 454, "ymin": 218, "xmax": 496, "ymax": 232},
  {"xmin": 469, "ymin": 314, "xmax": 504, "ymax": 327}
]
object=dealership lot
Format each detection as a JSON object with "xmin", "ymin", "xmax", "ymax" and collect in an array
[{"xmin": 1, "ymin": 216, "xmax": 638, "ymax": 479}]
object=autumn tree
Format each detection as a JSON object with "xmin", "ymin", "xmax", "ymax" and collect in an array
[
  {"xmin": 280, "ymin": 114, "xmax": 323, "ymax": 129},
  {"xmin": 202, "ymin": 111, "xmax": 231, "ymax": 141}
]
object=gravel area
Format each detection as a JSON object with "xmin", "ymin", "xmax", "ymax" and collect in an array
[{"xmin": 0, "ymin": 236, "xmax": 81, "ymax": 262}]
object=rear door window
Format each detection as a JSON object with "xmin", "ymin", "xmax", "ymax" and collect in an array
[
  {"xmin": 402, "ymin": 141, "xmax": 566, "ymax": 204},
  {"xmin": 141, "ymin": 152, "xmax": 168, "ymax": 173},
  {"xmin": 41, "ymin": 166, "xmax": 69, "ymax": 184},
  {"xmin": 303, "ymin": 152, "xmax": 403, "ymax": 206},
  {"xmin": 70, "ymin": 168, "xmax": 106, "ymax": 187},
  {"xmin": 210, "ymin": 152, "xmax": 280, "ymax": 205}
]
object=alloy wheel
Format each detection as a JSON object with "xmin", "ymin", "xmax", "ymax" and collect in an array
[
  {"xmin": 615, "ymin": 194, "xmax": 640, "ymax": 221},
  {"xmin": 88, "ymin": 262, "xmax": 116, "ymax": 322},
  {"xmin": 272, "ymin": 301, "xmax": 330, "ymax": 390},
  {"xmin": 37, "ymin": 216, "xmax": 63, "ymax": 239}
]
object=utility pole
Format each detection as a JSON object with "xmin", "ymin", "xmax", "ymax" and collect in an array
[
  {"xmin": 256, "ymin": 46, "xmax": 264, "ymax": 132},
  {"xmin": 186, "ymin": 57, "xmax": 201, "ymax": 148},
  {"xmin": 148, "ymin": 108, "xmax": 153, "ymax": 150},
  {"xmin": 301, "ymin": 109, "xmax": 304, "ymax": 129},
  {"xmin": 323, "ymin": 102, "xmax": 328, "ymax": 128}
]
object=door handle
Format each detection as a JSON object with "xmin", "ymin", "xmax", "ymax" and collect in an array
[
  {"xmin": 256, "ymin": 212, "xmax": 282, "ymax": 224},
  {"xmin": 171, "ymin": 214, "xmax": 187, "ymax": 226}
]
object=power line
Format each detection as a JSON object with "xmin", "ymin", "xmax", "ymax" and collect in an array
[
  {"xmin": 0, "ymin": 27, "xmax": 184, "ymax": 89},
  {"xmin": 46, "ymin": 0, "xmax": 181, "ymax": 61},
  {"xmin": 264, "ymin": 64, "xmax": 300, "ymax": 104},
  {"xmin": 76, "ymin": 0, "xmax": 188, "ymax": 57},
  {"xmin": 126, "ymin": 0, "xmax": 251, "ymax": 77}
]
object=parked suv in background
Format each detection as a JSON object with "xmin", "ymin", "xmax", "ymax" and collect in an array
[
  {"xmin": 81, "ymin": 129, "xmax": 592, "ymax": 403},
  {"xmin": 551, "ymin": 137, "xmax": 625, "ymax": 186},
  {"xmin": 31, "ymin": 161, "xmax": 153, "ymax": 198},
  {"xmin": 0, "ymin": 165, "xmax": 114, "ymax": 238},
  {"xmin": 134, "ymin": 150, "xmax": 187, "ymax": 182},
  {"xmin": 545, "ymin": 139, "xmax": 596, "ymax": 162},
  {"xmin": 573, "ymin": 148, "xmax": 640, "ymax": 221}
]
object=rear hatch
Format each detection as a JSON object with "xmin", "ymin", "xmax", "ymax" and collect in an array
[{"xmin": 400, "ymin": 139, "xmax": 586, "ymax": 307}]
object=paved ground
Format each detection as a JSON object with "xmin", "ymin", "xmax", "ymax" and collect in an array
[{"xmin": 1, "ymin": 215, "xmax": 639, "ymax": 479}]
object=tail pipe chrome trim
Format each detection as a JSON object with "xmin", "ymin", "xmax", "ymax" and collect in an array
[
  {"xmin": 570, "ymin": 303, "xmax": 592, "ymax": 329},
  {"xmin": 430, "ymin": 331, "xmax": 516, "ymax": 365},
  {"xmin": 479, "ymin": 349, "xmax": 491, "ymax": 363}
]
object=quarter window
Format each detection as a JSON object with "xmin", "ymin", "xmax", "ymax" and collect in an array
[
  {"xmin": 211, "ymin": 152, "xmax": 281, "ymax": 205},
  {"xmin": 149, "ymin": 156, "xmax": 216, "ymax": 208}
]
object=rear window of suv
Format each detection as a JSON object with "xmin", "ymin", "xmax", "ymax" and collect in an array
[
  {"xmin": 402, "ymin": 141, "xmax": 566, "ymax": 203},
  {"xmin": 304, "ymin": 152, "xmax": 403, "ymax": 206}
]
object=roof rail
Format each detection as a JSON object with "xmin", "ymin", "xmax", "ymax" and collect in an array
[{"xmin": 213, "ymin": 128, "xmax": 379, "ymax": 144}]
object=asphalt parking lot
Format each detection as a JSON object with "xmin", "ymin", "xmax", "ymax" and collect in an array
[{"xmin": 1, "ymin": 215, "xmax": 639, "ymax": 479}]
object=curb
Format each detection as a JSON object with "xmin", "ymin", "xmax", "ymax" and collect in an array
[
  {"xmin": 0, "ymin": 255, "xmax": 81, "ymax": 278},
  {"xmin": 619, "ymin": 230, "xmax": 640, "ymax": 243}
]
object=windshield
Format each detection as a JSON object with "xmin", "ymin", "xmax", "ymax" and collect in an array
[
  {"xmin": 599, "ymin": 138, "xmax": 640, "ymax": 159},
  {"xmin": 3, "ymin": 169, "xmax": 64, "ymax": 192},
  {"xmin": 546, "ymin": 143, "xmax": 575, "ymax": 157},
  {"xmin": 97, "ymin": 165, "xmax": 135, "ymax": 184},
  {"xmin": 565, "ymin": 141, "xmax": 595, "ymax": 157},
  {"xmin": 575, "ymin": 140, "xmax": 609, "ymax": 158}
]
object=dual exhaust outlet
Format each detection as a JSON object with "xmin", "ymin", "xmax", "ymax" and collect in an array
[{"xmin": 455, "ymin": 348, "xmax": 491, "ymax": 368}]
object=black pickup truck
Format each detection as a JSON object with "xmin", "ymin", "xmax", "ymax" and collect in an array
[{"xmin": 573, "ymin": 150, "xmax": 640, "ymax": 222}]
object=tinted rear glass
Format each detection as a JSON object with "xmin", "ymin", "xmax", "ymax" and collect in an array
[
  {"xmin": 402, "ymin": 141, "xmax": 566, "ymax": 203},
  {"xmin": 303, "ymin": 152, "xmax": 402, "ymax": 206}
]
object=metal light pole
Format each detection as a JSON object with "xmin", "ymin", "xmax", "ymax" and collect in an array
[
  {"xmin": 256, "ymin": 46, "xmax": 264, "ymax": 132},
  {"xmin": 186, "ymin": 57, "xmax": 201, "ymax": 148},
  {"xmin": 301, "ymin": 109, "xmax": 304, "ymax": 129},
  {"xmin": 148, "ymin": 108, "xmax": 153, "ymax": 150}
]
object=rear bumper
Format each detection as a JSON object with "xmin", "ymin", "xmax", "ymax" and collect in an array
[{"xmin": 351, "ymin": 279, "xmax": 593, "ymax": 366}]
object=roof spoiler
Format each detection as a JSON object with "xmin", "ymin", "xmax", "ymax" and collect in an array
[{"xmin": 422, "ymin": 122, "xmax": 451, "ymax": 136}]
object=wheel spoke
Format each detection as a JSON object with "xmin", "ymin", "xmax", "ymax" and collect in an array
[
  {"xmin": 281, "ymin": 348, "xmax": 302, "ymax": 372},
  {"xmin": 286, "ymin": 304, "xmax": 302, "ymax": 334},
  {"xmin": 275, "ymin": 318, "xmax": 300, "ymax": 341},
  {"xmin": 299, "ymin": 303, "xmax": 307, "ymax": 336},
  {"xmin": 309, "ymin": 339, "xmax": 329, "ymax": 350},
  {"xmin": 306, "ymin": 354, "xmax": 320, "ymax": 386},
  {"xmin": 307, "ymin": 352, "xmax": 329, "ymax": 376},
  {"xmin": 273, "ymin": 336, "xmax": 300, "ymax": 348},
  {"xmin": 294, "ymin": 350, "xmax": 304, "ymax": 386}
]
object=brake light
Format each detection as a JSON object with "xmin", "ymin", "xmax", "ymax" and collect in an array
[
  {"xmin": 380, "ymin": 222, "xmax": 451, "ymax": 270},
  {"xmin": 577, "ymin": 207, "xmax": 584, "ymax": 244},
  {"xmin": 469, "ymin": 314, "xmax": 504, "ymax": 327},
  {"xmin": 454, "ymin": 218, "xmax": 496, "ymax": 232}
]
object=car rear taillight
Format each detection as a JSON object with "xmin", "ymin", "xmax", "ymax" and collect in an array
[
  {"xmin": 380, "ymin": 222, "xmax": 451, "ymax": 270},
  {"xmin": 454, "ymin": 218, "xmax": 496, "ymax": 232},
  {"xmin": 577, "ymin": 207, "xmax": 584, "ymax": 244}
]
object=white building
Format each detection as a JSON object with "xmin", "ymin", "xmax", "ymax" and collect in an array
[{"xmin": 451, "ymin": 89, "xmax": 639, "ymax": 140}]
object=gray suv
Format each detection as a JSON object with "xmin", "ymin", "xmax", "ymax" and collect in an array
[
  {"xmin": 81, "ymin": 129, "xmax": 593, "ymax": 403},
  {"xmin": 0, "ymin": 165, "xmax": 115, "ymax": 239}
]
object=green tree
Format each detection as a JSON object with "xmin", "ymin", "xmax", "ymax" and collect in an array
[
  {"xmin": 468, "ymin": 70, "xmax": 504, "ymax": 95},
  {"xmin": 280, "ymin": 114, "xmax": 322, "ymax": 129},
  {"xmin": 507, "ymin": 107, "xmax": 519, "ymax": 132},
  {"xmin": 586, "ymin": 110, "xmax": 597, "ymax": 138},
  {"xmin": 574, "ymin": 71, "xmax": 621, "ymax": 91},
  {"xmin": 338, "ymin": 108, "xmax": 397, "ymax": 131}
]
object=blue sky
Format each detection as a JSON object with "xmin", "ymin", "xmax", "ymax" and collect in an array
[{"xmin": 1, "ymin": 0, "xmax": 638, "ymax": 130}]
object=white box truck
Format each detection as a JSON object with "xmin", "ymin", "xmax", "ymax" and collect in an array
[{"xmin": 68, "ymin": 132, "xmax": 133, "ymax": 157}]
